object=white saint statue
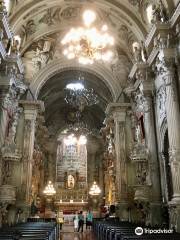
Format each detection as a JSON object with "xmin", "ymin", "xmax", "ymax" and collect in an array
[{"xmin": 68, "ymin": 175, "xmax": 75, "ymax": 189}]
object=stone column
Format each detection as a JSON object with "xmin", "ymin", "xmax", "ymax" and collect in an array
[
  {"xmin": 18, "ymin": 100, "xmax": 41, "ymax": 220},
  {"xmin": 106, "ymin": 103, "xmax": 130, "ymax": 220},
  {"xmin": 159, "ymin": 51, "xmax": 180, "ymax": 203},
  {"xmin": 143, "ymin": 89, "xmax": 162, "ymax": 225},
  {"xmin": 159, "ymin": 49, "xmax": 180, "ymax": 231}
]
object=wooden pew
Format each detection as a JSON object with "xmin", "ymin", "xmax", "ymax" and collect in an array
[
  {"xmin": 93, "ymin": 218, "xmax": 180, "ymax": 240},
  {"xmin": 0, "ymin": 222, "xmax": 57, "ymax": 240}
]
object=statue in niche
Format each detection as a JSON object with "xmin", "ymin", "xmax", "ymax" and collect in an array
[
  {"xmin": 6, "ymin": 38, "xmax": 20, "ymax": 56},
  {"xmin": 8, "ymin": 111, "xmax": 19, "ymax": 143},
  {"xmin": 140, "ymin": 41, "xmax": 148, "ymax": 62},
  {"xmin": 157, "ymin": 86, "xmax": 166, "ymax": 122},
  {"xmin": 151, "ymin": 0, "xmax": 168, "ymax": 24},
  {"xmin": 68, "ymin": 175, "xmax": 75, "ymax": 189},
  {"xmin": 11, "ymin": 38, "xmax": 21, "ymax": 55},
  {"xmin": 136, "ymin": 165, "xmax": 147, "ymax": 185},
  {"xmin": 133, "ymin": 46, "xmax": 142, "ymax": 62},
  {"xmin": 159, "ymin": 0, "xmax": 168, "ymax": 22}
]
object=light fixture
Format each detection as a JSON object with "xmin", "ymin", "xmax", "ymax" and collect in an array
[
  {"xmin": 64, "ymin": 74, "xmax": 98, "ymax": 112},
  {"xmin": 83, "ymin": 10, "xmax": 96, "ymax": 27},
  {"xmin": 67, "ymin": 118, "xmax": 92, "ymax": 137},
  {"xmin": 61, "ymin": 9, "xmax": 114, "ymax": 64},
  {"xmin": 89, "ymin": 181, "xmax": 101, "ymax": 196},
  {"xmin": 64, "ymin": 134, "xmax": 77, "ymax": 145},
  {"xmin": 64, "ymin": 133, "xmax": 87, "ymax": 146},
  {"xmin": 43, "ymin": 181, "xmax": 56, "ymax": 196}
]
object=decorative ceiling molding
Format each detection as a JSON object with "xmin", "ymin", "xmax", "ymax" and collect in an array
[{"xmin": 10, "ymin": 0, "xmax": 146, "ymax": 39}]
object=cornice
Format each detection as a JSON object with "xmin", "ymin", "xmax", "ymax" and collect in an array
[
  {"xmin": 0, "ymin": 12, "xmax": 13, "ymax": 39},
  {"xmin": 105, "ymin": 102, "xmax": 131, "ymax": 115},
  {"xmin": 19, "ymin": 100, "xmax": 45, "ymax": 113},
  {"xmin": 145, "ymin": 23, "xmax": 171, "ymax": 49}
]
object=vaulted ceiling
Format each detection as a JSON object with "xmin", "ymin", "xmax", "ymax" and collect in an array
[
  {"xmin": 38, "ymin": 70, "xmax": 113, "ymax": 135},
  {"xmin": 7, "ymin": 0, "xmax": 176, "ymax": 136}
]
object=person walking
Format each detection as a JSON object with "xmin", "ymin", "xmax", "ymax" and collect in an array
[
  {"xmin": 86, "ymin": 210, "xmax": 93, "ymax": 230},
  {"xmin": 78, "ymin": 211, "xmax": 84, "ymax": 232}
]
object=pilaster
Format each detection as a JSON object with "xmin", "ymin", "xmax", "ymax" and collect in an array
[
  {"xmin": 106, "ymin": 103, "xmax": 131, "ymax": 220},
  {"xmin": 157, "ymin": 49, "xmax": 180, "ymax": 204}
]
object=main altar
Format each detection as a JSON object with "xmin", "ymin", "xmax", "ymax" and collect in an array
[{"xmin": 55, "ymin": 133, "xmax": 88, "ymax": 212}]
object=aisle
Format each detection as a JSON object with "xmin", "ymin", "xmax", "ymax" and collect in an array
[{"xmin": 60, "ymin": 224, "xmax": 94, "ymax": 240}]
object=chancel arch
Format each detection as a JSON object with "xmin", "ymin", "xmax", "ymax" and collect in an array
[{"xmin": 29, "ymin": 59, "xmax": 119, "ymax": 102}]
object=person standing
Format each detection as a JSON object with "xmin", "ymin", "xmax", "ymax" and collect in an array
[
  {"xmin": 73, "ymin": 212, "xmax": 79, "ymax": 232},
  {"xmin": 57, "ymin": 211, "xmax": 64, "ymax": 231},
  {"xmin": 78, "ymin": 211, "xmax": 84, "ymax": 232},
  {"xmin": 86, "ymin": 210, "xmax": 93, "ymax": 230}
]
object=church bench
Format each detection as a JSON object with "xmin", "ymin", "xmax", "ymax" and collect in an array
[
  {"xmin": 96, "ymin": 221, "xmax": 133, "ymax": 240},
  {"xmin": 109, "ymin": 228, "xmax": 135, "ymax": 240},
  {"xmin": 0, "ymin": 222, "xmax": 57, "ymax": 240},
  {"xmin": 94, "ymin": 220, "xmax": 135, "ymax": 240},
  {"xmin": 93, "ymin": 219, "xmax": 179, "ymax": 240}
]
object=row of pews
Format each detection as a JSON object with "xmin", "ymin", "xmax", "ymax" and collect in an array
[
  {"xmin": 0, "ymin": 222, "xmax": 58, "ymax": 240},
  {"xmin": 93, "ymin": 218, "xmax": 180, "ymax": 240}
]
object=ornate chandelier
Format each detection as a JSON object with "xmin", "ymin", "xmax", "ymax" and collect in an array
[
  {"xmin": 64, "ymin": 75, "xmax": 98, "ymax": 112},
  {"xmin": 61, "ymin": 10, "xmax": 114, "ymax": 64},
  {"xmin": 43, "ymin": 181, "xmax": 56, "ymax": 196},
  {"xmin": 89, "ymin": 181, "xmax": 101, "ymax": 196},
  {"xmin": 68, "ymin": 117, "xmax": 92, "ymax": 136}
]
